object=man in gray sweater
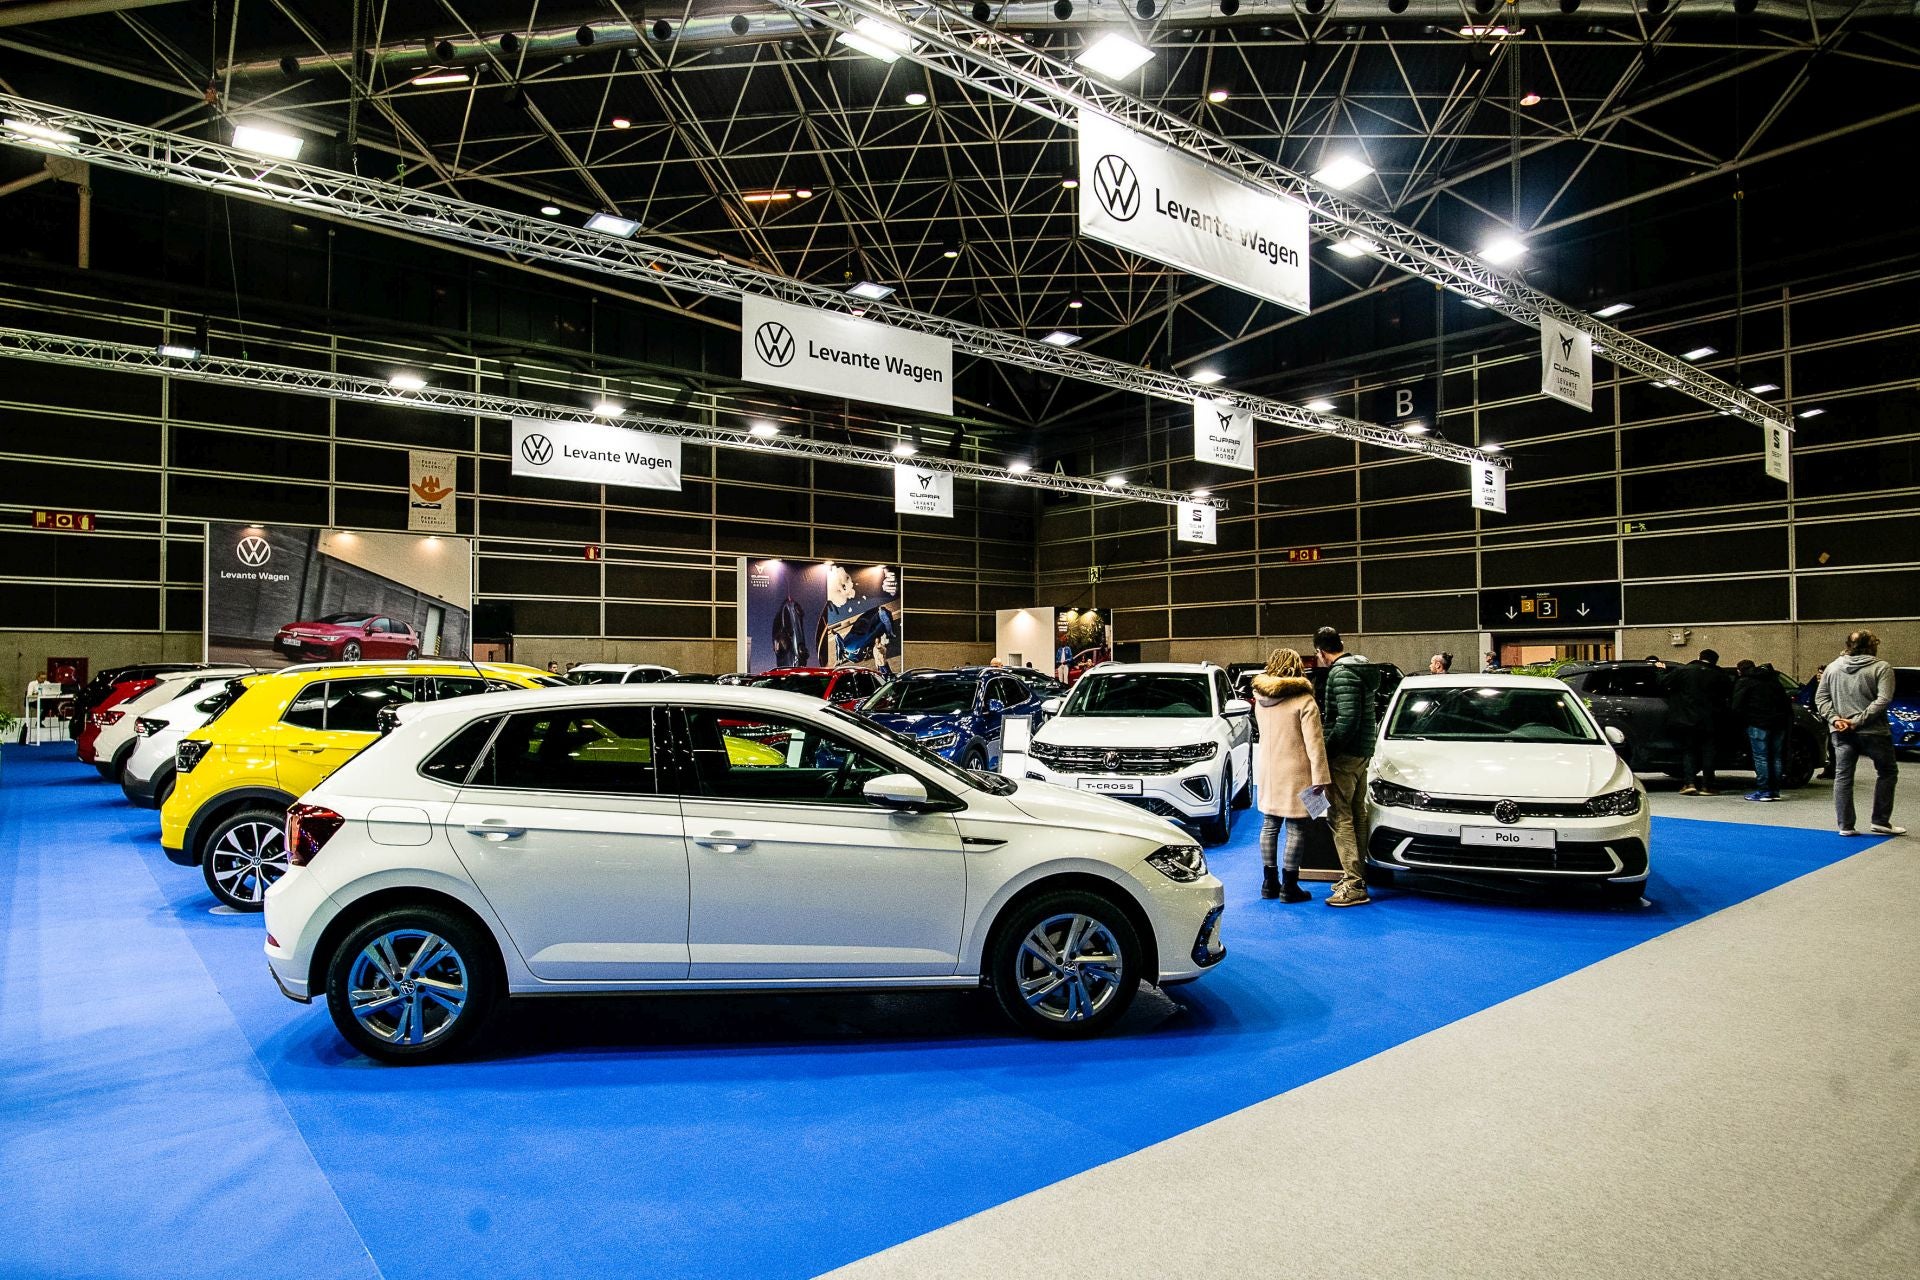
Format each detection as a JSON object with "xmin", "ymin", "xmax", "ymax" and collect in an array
[{"xmin": 1815, "ymin": 629, "xmax": 1904, "ymax": 837}]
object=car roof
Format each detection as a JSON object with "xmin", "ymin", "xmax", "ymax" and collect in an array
[
  {"xmin": 254, "ymin": 660, "xmax": 537, "ymax": 682},
  {"xmin": 392, "ymin": 681, "xmax": 839, "ymax": 726},
  {"xmin": 569, "ymin": 662, "xmax": 674, "ymax": 672},
  {"xmin": 1395, "ymin": 673, "xmax": 1574, "ymax": 690},
  {"xmin": 759, "ymin": 667, "xmax": 841, "ymax": 676},
  {"xmin": 1077, "ymin": 662, "xmax": 1220, "ymax": 675}
]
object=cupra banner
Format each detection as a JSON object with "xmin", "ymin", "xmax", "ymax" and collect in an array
[{"xmin": 1539, "ymin": 322, "xmax": 1595, "ymax": 412}]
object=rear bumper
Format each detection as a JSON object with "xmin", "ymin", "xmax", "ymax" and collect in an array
[{"xmin": 121, "ymin": 764, "xmax": 171, "ymax": 808}]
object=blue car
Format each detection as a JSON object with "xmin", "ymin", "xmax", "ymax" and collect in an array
[
  {"xmin": 857, "ymin": 667, "xmax": 1045, "ymax": 770},
  {"xmin": 1796, "ymin": 665, "xmax": 1920, "ymax": 756}
]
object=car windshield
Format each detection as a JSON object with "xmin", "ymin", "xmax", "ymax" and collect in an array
[
  {"xmin": 1063, "ymin": 673, "xmax": 1212, "ymax": 717},
  {"xmin": 318, "ymin": 614, "xmax": 372, "ymax": 626},
  {"xmin": 1388, "ymin": 685, "xmax": 1601, "ymax": 743},
  {"xmin": 565, "ymin": 670, "xmax": 629, "ymax": 685},
  {"xmin": 755, "ymin": 673, "xmax": 834, "ymax": 697},
  {"xmin": 862, "ymin": 679, "xmax": 975, "ymax": 715},
  {"xmin": 819, "ymin": 705, "xmax": 994, "ymax": 793}
]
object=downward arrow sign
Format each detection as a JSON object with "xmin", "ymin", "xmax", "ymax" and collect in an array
[
  {"xmin": 1577, "ymin": 604, "xmax": 1591, "ymax": 617},
  {"xmin": 1505, "ymin": 608, "xmax": 1517, "ymax": 619}
]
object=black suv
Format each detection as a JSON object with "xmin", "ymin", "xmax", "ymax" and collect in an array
[{"xmin": 1557, "ymin": 660, "xmax": 1827, "ymax": 789}]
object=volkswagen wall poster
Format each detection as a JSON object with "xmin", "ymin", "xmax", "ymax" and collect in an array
[
  {"xmin": 740, "ymin": 559, "xmax": 902, "ymax": 676},
  {"xmin": 510, "ymin": 417, "xmax": 683, "ymax": 490},
  {"xmin": 738, "ymin": 294, "xmax": 954, "ymax": 416}
]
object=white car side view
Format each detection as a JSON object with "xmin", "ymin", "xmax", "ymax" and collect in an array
[
  {"xmin": 93, "ymin": 667, "xmax": 253, "ymax": 784},
  {"xmin": 564, "ymin": 662, "xmax": 679, "ymax": 685},
  {"xmin": 263, "ymin": 685, "xmax": 1226, "ymax": 1063},
  {"xmin": 1366, "ymin": 674, "xmax": 1652, "ymax": 903},
  {"xmin": 1021, "ymin": 663, "xmax": 1254, "ymax": 845},
  {"xmin": 119, "ymin": 676, "xmax": 254, "ymax": 808}
]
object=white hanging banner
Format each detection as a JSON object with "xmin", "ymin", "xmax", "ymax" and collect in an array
[
  {"xmin": 1471, "ymin": 462, "xmax": 1508, "ymax": 515},
  {"xmin": 1078, "ymin": 108, "xmax": 1311, "ymax": 317},
  {"xmin": 1192, "ymin": 396, "xmax": 1256, "ymax": 472},
  {"xmin": 894, "ymin": 464, "xmax": 955, "ymax": 518},
  {"xmin": 407, "ymin": 449, "xmax": 458, "ymax": 532},
  {"xmin": 740, "ymin": 294, "xmax": 953, "ymax": 416},
  {"xmin": 1764, "ymin": 422, "xmax": 1791, "ymax": 483},
  {"xmin": 1176, "ymin": 501, "xmax": 1218, "ymax": 545},
  {"xmin": 511, "ymin": 417, "xmax": 682, "ymax": 491},
  {"xmin": 1539, "ymin": 322, "xmax": 1594, "ymax": 411}
]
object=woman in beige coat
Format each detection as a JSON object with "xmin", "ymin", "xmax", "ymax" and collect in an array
[{"xmin": 1250, "ymin": 647, "xmax": 1332, "ymax": 902}]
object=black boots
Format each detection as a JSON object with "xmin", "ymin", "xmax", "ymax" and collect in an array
[
  {"xmin": 1280, "ymin": 870, "xmax": 1312, "ymax": 904},
  {"xmin": 1260, "ymin": 865, "xmax": 1281, "ymax": 899}
]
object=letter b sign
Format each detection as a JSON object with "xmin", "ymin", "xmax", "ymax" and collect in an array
[{"xmin": 1394, "ymin": 388, "xmax": 1415, "ymax": 420}]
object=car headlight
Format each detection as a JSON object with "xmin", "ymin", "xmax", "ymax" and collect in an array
[
  {"xmin": 1583, "ymin": 788, "xmax": 1642, "ymax": 817},
  {"xmin": 1029, "ymin": 740, "xmax": 1061, "ymax": 762},
  {"xmin": 1146, "ymin": 843, "xmax": 1208, "ymax": 883},
  {"xmin": 1369, "ymin": 778, "xmax": 1430, "ymax": 809},
  {"xmin": 1170, "ymin": 741, "xmax": 1218, "ymax": 762},
  {"xmin": 919, "ymin": 730, "xmax": 959, "ymax": 750}
]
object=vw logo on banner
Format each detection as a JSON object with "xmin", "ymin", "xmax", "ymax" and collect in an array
[
  {"xmin": 520, "ymin": 433, "xmax": 554, "ymax": 465},
  {"xmin": 1092, "ymin": 154, "xmax": 1141, "ymax": 222},
  {"xmin": 754, "ymin": 321, "xmax": 796, "ymax": 367},
  {"xmin": 235, "ymin": 535, "xmax": 272, "ymax": 567}
]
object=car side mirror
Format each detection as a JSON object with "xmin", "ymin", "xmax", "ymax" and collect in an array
[
  {"xmin": 1604, "ymin": 724, "xmax": 1628, "ymax": 751},
  {"xmin": 864, "ymin": 772, "xmax": 931, "ymax": 811},
  {"xmin": 1041, "ymin": 697, "xmax": 1063, "ymax": 715},
  {"xmin": 1225, "ymin": 697, "xmax": 1252, "ymax": 715}
]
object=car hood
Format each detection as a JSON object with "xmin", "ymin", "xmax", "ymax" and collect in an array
[
  {"xmin": 867, "ymin": 711, "xmax": 968, "ymax": 735},
  {"xmin": 281, "ymin": 622, "xmax": 352, "ymax": 635},
  {"xmin": 1374, "ymin": 739, "xmax": 1632, "ymax": 799},
  {"xmin": 1033, "ymin": 716, "xmax": 1215, "ymax": 748},
  {"xmin": 1000, "ymin": 780, "xmax": 1189, "ymax": 846}
]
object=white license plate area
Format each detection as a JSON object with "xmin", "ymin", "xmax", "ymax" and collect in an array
[
  {"xmin": 1460, "ymin": 825, "xmax": 1556, "ymax": 849},
  {"xmin": 1078, "ymin": 777, "xmax": 1143, "ymax": 795}
]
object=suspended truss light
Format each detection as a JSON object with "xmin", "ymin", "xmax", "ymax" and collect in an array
[
  {"xmin": 4, "ymin": 117, "xmax": 81, "ymax": 147},
  {"xmin": 1041, "ymin": 330, "xmax": 1082, "ymax": 347},
  {"xmin": 388, "ymin": 371, "xmax": 428, "ymax": 392},
  {"xmin": 593, "ymin": 399, "xmax": 624, "ymax": 417},
  {"xmin": 1749, "ymin": 383, "xmax": 1780, "ymax": 394},
  {"xmin": 1461, "ymin": 26, "xmax": 1525, "ymax": 38},
  {"xmin": 1330, "ymin": 235, "xmax": 1379, "ymax": 258},
  {"xmin": 1104, "ymin": 474, "xmax": 1127, "ymax": 487},
  {"xmin": 1076, "ymin": 33, "xmax": 1156, "ymax": 80},
  {"xmin": 539, "ymin": 204, "xmax": 561, "ymax": 217},
  {"xmin": 1478, "ymin": 235, "xmax": 1528, "ymax": 265},
  {"xmin": 1066, "ymin": 295, "xmax": 1085, "ymax": 310},
  {"xmin": 904, "ymin": 91, "xmax": 929, "ymax": 106},
  {"xmin": 1519, "ymin": 91, "xmax": 1542, "ymax": 108},
  {"xmin": 409, "ymin": 69, "xmax": 472, "ymax": 86},
  {"xmin": 232, "ymin": 123, "xmax": 304, "ymax": 160},
  {"xmin": 1007, "ymin": 458, "xmax": 1033, "ymax": 474},
  {"xmin": 1682, "ymin": 346, "xmax": 1718, "ymax": 361},
  {"xmin": 155, "ymin": 342, "xmax": 200, "ymax": 360},
  {"xmin": 1482, "ymin": 441, "xmax": 1504, "ymax": 453},
  {"xmin": 1797, "ymin": 407, "xmax": 1826, "ymax": 419},
  {"xmin": 1060, "ymin": 169, "xmax": 1080, "ymax": 189},
  {"xmin": 1189, "ymin": 369, "xmax": 1226, "ymax": 385},
  {"xmin": 794, "ymin": 187, "xmax": 815, "ymax": 198},
  {"xmin": 942, "ymin": 246, "xmax": 961, "ymax": 259},
  {"xmin": 1311, "ymin": 154, "xmax": 1373, "ymax": 190},
  {"xmin": 1220, "ymin": 0, "xmax": 1241, "ymax": 14},
  {"xmin": 1191, "ymin": 487, "xmax": 1211, "ymax": 498},
  {"xmin": 743, "ymin": 191, "xmax": 794, "ymax": 203},
  {"xmin": 749, "ymin": 421, "xmax": 780, "ymax": 438},
  {"xmin": 1402, "ymin": 420, "xmax": 1430, "ymax": 436},
  {"xmin": 839, "ymin": 17, "xmax": 917, "ymax": 63},
  {"xmin": 1304, "ymin": 398, "xmax": 1337, "ymax": 413},
  {"xmin": 1207, "ymin": 88, "xmax": 1229, "ymax": 104},
  {"xmin": 1593, "ymin": 302, "xmax": 1633, "ymax": 318},
  {"xmin": 1053, "ymin": 0, "xmax": 1074, "ymax": 19},
  {"xmin": 585, "ymin": 211, "xmax": 640, "ymax": 238},
  {"xmin": 848, "ymin": 281, "xmax": 895, "ymax": 301},
  {"xmin": 892, "ymin": 438, "xmax": 918, "ymax": 457},
  {"xmin": 610, "ymin": 116, "xmax": 632, "ymax": 130}
]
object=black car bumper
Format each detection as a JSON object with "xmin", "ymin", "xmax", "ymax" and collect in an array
[
  {"xmin": 121, "ymin": 764, "xmax": 171, "ymax": 808},
  {"xmin": 1368, "ymin": 826, "xmax": 1649, "ymax": 881}
]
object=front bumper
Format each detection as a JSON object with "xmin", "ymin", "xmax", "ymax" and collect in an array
[
  {"xmin": 1134, "ymin": 866, "xmax": 1226, "ymax": 985},
  {"xmin": 1366, "ymin": 803, "xmax": 1650, "ymax": 882},
  {"xmin": 1021, "ymin": 758, "xmax": 1219, "ymax": 822}
]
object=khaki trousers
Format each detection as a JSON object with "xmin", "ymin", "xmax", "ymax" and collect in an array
[{"xmin": 1327, "ymin": 755, "xmax": 1371, "ymax": 889}]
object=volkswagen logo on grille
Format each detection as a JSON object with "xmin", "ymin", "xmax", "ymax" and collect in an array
[
  {"xmin": 1102, "ymin": 750, "xmax": 1122, "ymax": 771},
  {"xmin": 1493, "ymin": 799, "xmax": 1522, "ymax": 825},
  {"xmin": 1091, "ymin": 154, "xmax": 1140, "ymax": 222},
  {"xmin": 520, "ymin": 433, "xmax": 553, "ymax": 465},
  {"xmin": 754, "ymin": 320, "xmax": 796, "ymax": 367},
  {"xmin": 235, "ymin": 536, "xmax": 272, "ymax": 567}
]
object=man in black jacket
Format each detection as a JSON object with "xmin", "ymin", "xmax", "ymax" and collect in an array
[
  {"xmin": 1661, "ymin": 649, "xmax": 1733, "ymax": 795},
  {"xmin": 1730, "ymin": 659, "xmax": 1792, "ymax": 802},
  {"xmin": 1314, "ymin": 626, "xmax": 1380, "ymax": 908}
]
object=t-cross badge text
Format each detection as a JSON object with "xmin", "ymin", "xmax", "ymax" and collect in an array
[
  {"xmin": 1022, "ymin": 663, "xmax": 1253, "ymax": 845},
  {"xmin": 1365, "ymin": 674, "xmax": 1652, "ymax": 904},
  {"xmin": 262, "ymin": 685, "xmax": 1226, "ymax": 1063}
]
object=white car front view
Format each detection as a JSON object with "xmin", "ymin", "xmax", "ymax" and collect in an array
[
  {"xmin": 263, "ymin": 685, "xmax": 1226, "ymax": 1063},
  {"xmin": 1365, "ymin": 674, "xmax": 1651, "ymax": 903},
  {"xmin": 1022, "ymin": 663, "xmax": 1254, "ymax": 845}
]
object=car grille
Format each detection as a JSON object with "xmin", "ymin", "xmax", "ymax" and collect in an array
[
  {"xmin": 1033, "ymin": 746, "xmax": 1191, "ymax": 775},
  {"xmin": 1114, "ymin": 796, "xmax": 1188, "ymax": 819},
  {"xmin": 1415, "ymin": 798, "xmax": 1596, "ymax": 819},
  {"xmin": 1371, "ymin": 830, "xmax": 1648, "ymax": 877}
]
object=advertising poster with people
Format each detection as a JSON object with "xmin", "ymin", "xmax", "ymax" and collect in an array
[
  {"xmin": 1055, "ymin": 607, "xmax": 1111, "ymax": 683},
  {"xmin": 741, "ymin": 559, "xmax": 902, "ymax": 676},
  {"xmin": 204, "ymin": 522, "xmax": 473, "ymax": 667}
]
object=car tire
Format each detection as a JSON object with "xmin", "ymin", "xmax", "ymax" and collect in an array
[
  {"xmin": 1779, "ymin": 732, "xmax": 1817, "ymax": 790},
  {"xmin": 988, "ymin": 889, "xmax": 1142, "ymax": 1038},
  {"xmin": 200, "ymin": 806, "xmax": 291, "ymax": 911},
  {"xmin": 1196, "ymin": 766, "xmax": 1233, "ymax": 845},
  {"xmin": 110, "ymin": 740, "xmax": 137, "ymax": 784},
  {"xmin": 93, "ymin": 761, "xmax": 117, "ymax": 780},
  {"xmin": 961, "ymin": 744, "xmax": 989, "ymax": 772},
  {"xmin": 405, "ymin": 647, "xmax": 420, "ymax": 659},
  {"xmin": 342, "ymin": 641, "xmax": 362, "ymax": 661},
  {"xmin": 152, "ymin": 768, "xmax": 176, "ymax": 810},
  {"xmin": 325, "ymin": 905, "xmax": 499, "ymax": 1065}
]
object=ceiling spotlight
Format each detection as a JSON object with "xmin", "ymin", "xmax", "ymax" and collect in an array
[
  {"xmin": 575, "ymin": 24, "xmax": 595, "ymax": 46},
  {"xmin": 1190, "ymin": 369, "xmax": 1226, "ymax": 385},
  {"xmin": 1482, "ymin": 441, "xmax": 1504, "ymax": 453},
  {"xmin": 1041, "ymin": 330, "xmax": 1082, "ymax": 347},
  {"xmin": 586, "ymin": 211, "xmax": 640, "ymax": 238},
  {"xmin": 942, "ymin": 247, "xmax": 961, "ymax": 259},
  {"xmin": 892, "ymin": 438, "xmax": 918, "ymax": 457},
  {"xmin": 795, "ymin": 187, "xmax": 815, "ymax": 198},
  {"xmin": 1207, "ymin": 88, "xmax": 1229, "ymax": 104},
  {"xmin": 1749, "ymin": 383, "xmax": 1780, "ymax": 393},
  {"xmin": 1478, "ymin": 235, "xmax": 1528, "ymax": 265},
  {"xmin": 973, "ymin": 2, "xmax": 993, "ymax": 23},
  {"xmin": 1311, "ymin": 154, "xmax": 1374, "ymax": 190},
  {"xmin": 1682, "ymin": 346, "xmax": 1718, "ymax": 361},
  {"xmin": 539, "ymin": 204, "xmax": 561, "ymax": 216},
  {"xmin": 730, "ymin": 14, "xmax": 751, "ymax": 36},
  {"xmin": 232, "ymin": 123, "xmax": 304, "ymax": 160},
  {"xmin": 1402, "ymin": 421, "xmax": 1430, "ymax": 436},
  {"xmin": 1220, "ymin": 0, "xmax": 1241, "ymax": 14},
  {"xmin": 839, "ymin": 16, "xmax": 917, "ymax": 63},
  {"xmin": 5, "ymin": 117, "xmax": 82, "ymax": 148},
  {"xmin": 650, "ymin": 20, "xmax": 671, "ymax": 41},
  {"xmin": 1061, "ymin": 169, "xmax": 1080, "ymax": 189},
  {"xmin": 1797, "ymin": 407, "xmax": 1826, "ymax": 419},
  {"xmin": 1330, "ymin": 235, "xmax": 1379, "ymax": 258},
  {"xmin": 905, "ymin": 91, "xmax": 929, "ymax": 106},
  {"xmin": 1386, "ymin": 0, "xmax": 1409, "ymax": 11},
  {"xmin": 1559, "ymin": 0, "xmax": 1581, "ymax": 13},
  {"xmin": 749, "ymin": 421, "xmax": 780, "ymax": 438},
  {"xmin": 1191, "ymin": 487, "xmax": 1211, "ymax": 499},
  {"xmin": 610, "ymin": 116, "xmax": 632, "ymax": 130},
  {"xmin": 1053, "ymin": 0, "xmax": 1074, "ymax": 19},
  {"xmin": 849, "ymin": 281, "xmax": 895, "ymax": 301},
  {"xmin": 1519, "ymin": 91, "xmax": 1542, "ymax": 108},
  {"xmin": 1460, "ymin": 25, "xmax": 1524, "ymax": 37},
  {"xmin": 1076, "ymin": 33, "xmax": 1156, "ymax": 79},
  {"xmin": 1104, "ymin": 474, "xmax": 1127, "ymax": 487},
  {"xmin": 410, "ymin": 69, "xmax": 473, "ymax": 87},
  {"xmin": 388, "ymin": 371, "xmax": 427, "ymax": 392},
  {"xmin": 1593, "ymin": 302, "xmax": 1633, "ymax": 318},
  {"xmin": 1066, "ymin": 296, "xmax": 1085, "ymax": 310},
  {"xmin": 593, "ymin": 399, "xmax": 623, "ymax": 417},
  {"xmin": 1137, "ymin": 0, "xmax": 1157, "ymax": 18},
  {"xmin": 155, "ymin": 342, "xmax": 200, "ymax": 361},
  {"xmin": 1007, "ymin": 458, "xmax": 1033, "ymax": 474},
  {"xmin": 1304, "ymin": 398, "xmax": 1337, "ymax": 412},
  {"xmin": 742, "ymin": 191, "xmax": 794, "ymax": 203}
]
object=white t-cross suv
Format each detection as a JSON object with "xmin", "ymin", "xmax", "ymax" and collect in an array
[
  {"xmin": 263, "ymin": 685, "xmax": 1226, "ymax": 1063},
  {"xmin": 1022, "ymin": 663, "xmax": 1254, "ymax": 845}
]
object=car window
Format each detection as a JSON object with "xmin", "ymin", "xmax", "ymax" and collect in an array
[
  {"xmin": 566, "ymin": 669, "xmax": 625, "ymax": 685},
  {"xmin": 327, "ymin": 677, "xmax": 424, "ymax": 734},
  {"xmin": 283, "ymin": 682, "xmax": 330, "ymax": 730},
  {"xmin": 422, "ymin": 717, "xmax": 501, "ymax": 785},
  {"xmin": 1388, "ymin": 685, "xmax": 1601, "ymax": 743},
  {"xmin": 432, "ymin": 676, "xmax": 492, "ymax": 700},
  {"xmin": 1063, "ymin": 672, "xmax": 1212, "ymax": 717},
  {"xmin": 995, "ymin": 677, "xmax": 1029, "ymax": 707},
  {"xmin": 1214, "ymin": 670, "xmax": 1233, "ymax": 710},
  {"xmin": 682, "ymin": 708, "xmax": 895, "ymax": 804},
  {"xmin": 470, "ymin": 706, "xmax": 659, "ymax": 795},
  {"xmin": 863, "ymin": 679, "xmax": 975, "ymax": 715},
  {"xmin": 754, "ymin": 672, "xmax": 833, "ymax": 698}
]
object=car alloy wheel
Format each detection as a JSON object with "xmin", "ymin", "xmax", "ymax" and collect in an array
[
  {"xmin": 990, "ymin": 889, "xmax": 1141, "ymax": 1037},
  {"xmin": 342, "ymin": 641, "xmax": 362, "ymax": 660},
  {"xmin": 201, "ymin": 809, "xmax": 289, "ymax": 910},
  {"xmin": 405, "ymin": 647, "xmax": 420, "ymax": 659},
  {"xmin": 326, "ymin": 907, "xmax": 498, "ymax": 1063}
]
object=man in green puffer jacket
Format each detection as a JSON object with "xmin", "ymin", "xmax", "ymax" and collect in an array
[{"xmin": 1314, "ymin": 626, "xmax": 1381, "ymax": 908}]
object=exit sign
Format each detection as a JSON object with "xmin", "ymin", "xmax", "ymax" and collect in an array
[
  {"xmin": 32, "ymin": 510, "xmax": 97, "ymax": 532},
  {"xmin": 1282, "ymin": 547, "xmax": 1322, "ymax": 563}
]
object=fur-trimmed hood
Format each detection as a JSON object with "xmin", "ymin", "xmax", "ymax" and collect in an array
[{"xmin": 1251, "ymin": 674, "xmax": 1315, "ymax": 704}]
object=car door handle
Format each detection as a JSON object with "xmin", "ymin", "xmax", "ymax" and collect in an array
[
  {"xmin": 287, "ymin": 745, "xmax": 327, "ymax": 754},
  {"xmin": 464, "ymin": 820, "xmax": 525, "ymax": 841},
  {"xmin": 694, "ymin": 835, "xmax": 754, "ymax": 853}
]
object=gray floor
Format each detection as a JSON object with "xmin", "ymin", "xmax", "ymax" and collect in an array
[{"xmin": 830, "ymin": 782, "xmax": 1917, "ymax": 1280}]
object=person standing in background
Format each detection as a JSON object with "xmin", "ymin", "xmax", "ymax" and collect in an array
[
  {"xmin": 1662, "ymin": 649, "xmax": 1733, "ymax": 795},
  {"xmin": 1816, "ymin": 630, "xmax": 1904, "ymax": 837},
  {"xmin": 1314, "ymin": 626, "xmax": 1380, "ymax": 908},
  {"xmin": 1731, "ymin": 658, "xmax": 1791, "ymax": 802},
  {"xmin": 1250, "ymin": 648, "xmax": 1330, "ymax": 903},
  {"xmin": 1429, "ymin": 652, "xmax": 1453, "ymax": 675}
]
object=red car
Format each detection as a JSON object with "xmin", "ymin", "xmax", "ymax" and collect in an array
[
  {"xmin": 75, "ymin": 676, "xmax": 161, "ymax": 763},
  {"xmin": 751, "ymin": 666, "xmax": 886, "ymax": 709},
  {"xmin": 274, "ymin": 613, "xmax": 421, "ymax": 662}
]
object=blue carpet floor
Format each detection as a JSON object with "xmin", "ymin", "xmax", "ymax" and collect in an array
[{"xmin": 0, "ymin": 745, "xmax": 1876, "ymax": 1279}]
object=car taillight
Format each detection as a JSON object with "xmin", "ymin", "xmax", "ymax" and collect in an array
[
  {"xmin": 92, "ymin": 709, "xmax": 125, "ymax": 727},
  {"xmin": 176, "ymin": 739, "xmax": 211, "ymax": 773},
  {"xmin": 286, "ymin": 804, "xmax": 345, "ymax": 867},
  {"xmin": 135, "ymin": 717, "xmax": 168, "ymax": 737}
]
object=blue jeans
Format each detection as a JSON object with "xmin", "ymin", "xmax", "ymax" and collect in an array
[
  {"xmin": 1832, "ymin": 732, "xmax": 1898, "ymax": 830},
  {"xmin": 1747, "ymin": 726, "xmax": 1785, "ymax": 795}
]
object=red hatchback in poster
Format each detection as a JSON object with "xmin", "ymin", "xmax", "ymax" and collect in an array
[{"xmin": 273, "ymin": 614, "xmax": 421, "ymax": 662}]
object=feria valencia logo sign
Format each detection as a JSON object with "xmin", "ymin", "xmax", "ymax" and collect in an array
[
  {"xmin": 520, "ymin": 433, "xmax": 554, "ymax": 465},
  {"xmin": 754, "ymin": 321, "xmax": 796, "ymax": 368},
  {"xmin": 235, "ymin": 535, "xmax": 272, "ymax": 567},
  {"xmin": 1092, "ymin": 154, "xmax": 1140, "ymax": 222}
]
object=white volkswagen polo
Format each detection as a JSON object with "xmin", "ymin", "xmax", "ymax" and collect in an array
[
  {"xmin": 263, "ymin": 685, "xmax": 1226, "ymax": 1062},
  {"xmin": 1365, "ymin": 674, "xmax": 1651, "ymax": 903}
]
